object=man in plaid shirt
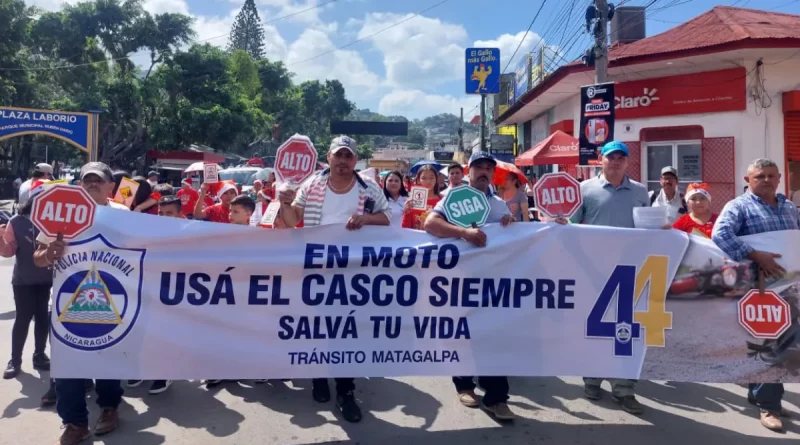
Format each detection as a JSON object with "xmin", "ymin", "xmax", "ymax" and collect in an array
[{"xmin": 712, "ymin": 158, "xmax": 800, "ymax": 432}]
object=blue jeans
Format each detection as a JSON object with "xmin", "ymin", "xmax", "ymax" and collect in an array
[
  {"xmin": 748, "ymin": 383, "xmax": 783, "ymax": 413},
  {"xmin": 56, "ymin": 379, "xmax": 123, "ymax": 427}
]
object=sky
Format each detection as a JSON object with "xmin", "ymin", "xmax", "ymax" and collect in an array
[{"xmin": 27, "ymin": 0, "xmax": 800, "ymax": 120}]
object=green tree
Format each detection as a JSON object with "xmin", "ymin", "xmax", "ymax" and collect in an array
[
  {"xmin": 150, "ymin": 44, "xmax": 269, "ymax": 155},
  {"xmin": 228, "ymin": 50, "xmax": 261, "ymax": 98},
  {"xmin": 228, "ymin": 0, "xmax": 266, "ymax": 60}
]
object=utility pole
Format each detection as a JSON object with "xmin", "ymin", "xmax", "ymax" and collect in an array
[
  {"xmin": 479, "ymin": 94, "xmax": 486, "ymax": 151},
  {"xmin": 594, "ymin": 0, "xmax": 609, "ymax": 83},
  {"xmin": 458, "ymin": 107, "xmax": 464, "ymax": 152}
]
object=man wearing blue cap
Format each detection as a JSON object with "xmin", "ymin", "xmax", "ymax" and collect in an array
[
  {"xmin": 559, "ymin": 140, "xmax": 649, "ymax": 414},
  {"xmin": 424, "ymin": 151, "xmax": 516, "ymax": 420}
]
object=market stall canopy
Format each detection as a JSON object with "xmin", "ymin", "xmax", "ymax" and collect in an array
[{"xmin": 515, "ymin": 130, "xmax": 578, "ymax": 166}]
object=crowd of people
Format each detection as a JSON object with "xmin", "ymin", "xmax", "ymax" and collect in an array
[{"xmin": 0, "ymin": 134, "xmax": 798, "ymax": 443}]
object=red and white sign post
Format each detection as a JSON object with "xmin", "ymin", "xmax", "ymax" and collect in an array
[
  {"xmin": 737, "ymin": 289, "xmax": 792, "ymax": 339},
  {"xmin": 274, "ymin": 134, "xmax": 318, "ymax": 185},
  {"xmin": 532, "ymin": 172, "xmax": 583, "ymax": 219},
  {"xmin": 32, "ymin": 184, "xmax": 96, "ymax": 240}
]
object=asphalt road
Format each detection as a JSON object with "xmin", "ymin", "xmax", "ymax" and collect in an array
[{"xmin": 0, "ymin": 257, "xmax": 799, "ymax": 444}]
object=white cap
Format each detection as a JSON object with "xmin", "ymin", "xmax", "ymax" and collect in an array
[{"xmin": 217, "ymin": 182, "xmax": 238, "ymax": 199}]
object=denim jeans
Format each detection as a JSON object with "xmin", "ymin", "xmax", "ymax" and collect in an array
[
  {"xmin": 312, "ymin": 378, "xmax": 355, "ymax": 396},
  {"xmin": 452, "ymin": 376, "xmax": 509, "ymax": 406},
  {"xmin": 56, "ymin": 379, "xmax": 123, "ymax": 426},
  {"xmin": 748, "ymin": 383, "xmax": 784, "ymax": 413}
]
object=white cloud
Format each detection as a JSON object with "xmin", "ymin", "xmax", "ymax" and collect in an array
[
  {"xmin": 143, "ymin": 0, "xmax": 190, "ymax": 15},
  {"xmin": 378, "ymin": 89, "xmax": 479, "ymax": 120},
  {"xmin": 474, "ymin": 31, "xmax": 545, "ymax": 72},
  {"xmin": 358, "ymin": 13, "xmax": 468, "ymax": 90},
  {"xmin": 258, "ymin": 0, "xmax": 335, "ymax": 28},
  {"xmin": 26, "ymin": 0, "xmax": 80, "ymax": 11},
  {"xmin": 285, "ymin": 29, "xmax": 382, "ymax": 103}
]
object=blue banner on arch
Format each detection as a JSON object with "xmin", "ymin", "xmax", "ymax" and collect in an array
[{"xmin": 0, "ymin": 107, "xmax": 92, "ymax": 153}]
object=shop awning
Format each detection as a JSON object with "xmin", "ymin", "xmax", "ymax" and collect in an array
[{"xmin": 515, "ymin": 130, "xmax": 579, "ymax": 166}]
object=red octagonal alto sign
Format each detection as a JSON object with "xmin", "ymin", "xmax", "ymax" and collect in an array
[
  {"xmin": 275, "ymin": 134, "xmax": 318, "ymax": 184},
  {"xmin": 32, "ymin": 184, "xmax": 97, "ymax": 240},
  {"xmin": 532, "ymin": 172, "xmax": 583, "ymax": 219},
  {"xmin": 737, "ymin": 289, "xmax": 792, "ymax": 340}
]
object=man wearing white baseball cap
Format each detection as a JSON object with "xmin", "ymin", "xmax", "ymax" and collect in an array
[
  {"xmin": 277, "ymin": 135, "xmax": 391, "ymax": 423},
  {"xmin": 18, "ymin": 163, "xmax": 54, "ymax": 207}
]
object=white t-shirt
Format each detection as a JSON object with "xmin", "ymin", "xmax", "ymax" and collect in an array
[
  {"xmin": 18, "ymin": 179, "xmax": 32, "ymax": 205},
  {"xmin": 387, "ymin": 196, "xmax": 408, "ymax": 227},
  {"xmin": 319, "ymin": 185, "xmax": 359, "ymax": 226}
]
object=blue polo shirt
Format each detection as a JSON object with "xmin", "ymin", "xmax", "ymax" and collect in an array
[
  {"xmin": 569, "ymin": 174, "xmax": 649, "ymax": 228},
  {"xmin": 434, "ymin": 187, "xmax": 511, "ymax": 224}
]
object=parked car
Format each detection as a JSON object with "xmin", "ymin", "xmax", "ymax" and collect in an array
[{"xmin": 218, "ymin": 167, "xmax": 260, "ymax": 193}]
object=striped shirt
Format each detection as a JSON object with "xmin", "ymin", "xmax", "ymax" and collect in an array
[
  {"xmin": 293, "ymin": 171, "xmax": 391, "ymax": 227},
  {"xmin": 711, "ymin": 191, "xmax": 800, "ymax": 261}
]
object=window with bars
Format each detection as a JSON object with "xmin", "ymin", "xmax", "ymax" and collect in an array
[{"xmin": 645, "ymin": 141, "xmax": 702, "ymax": 194}]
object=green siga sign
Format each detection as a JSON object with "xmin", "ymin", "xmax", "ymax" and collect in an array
[{"xmin": 442, "ymin": 185, "xmax": 490, "ymax": 228}]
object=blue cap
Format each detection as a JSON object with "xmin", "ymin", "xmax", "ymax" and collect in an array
[
  {"xmin": 468, "ymin": 151, "xmax": 497, "ymax": 167},
  {"xmin": 600, "ymin": 141, "xmax": 629, "ymax": 157}
]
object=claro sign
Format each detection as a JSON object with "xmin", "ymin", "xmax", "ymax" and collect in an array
[{"xmin": 613, "ymin": 67, "xmax": 747, "ymax": 120}]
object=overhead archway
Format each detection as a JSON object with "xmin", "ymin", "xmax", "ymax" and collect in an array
[{"xmin": 0, "ymin": 107, "xmax": 99, "ymax": 161}]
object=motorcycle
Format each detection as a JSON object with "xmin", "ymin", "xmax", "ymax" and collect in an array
[{"xmin": 668, "ymin": 259, "xmax": 753, "ymax": 298}]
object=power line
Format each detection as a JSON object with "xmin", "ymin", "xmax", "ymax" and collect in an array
[
  {"xmin": 0, "ymin": 0, "xmax": 343, "ymax": 71},
  {"xmin": 285, "ymin": 0, "xmax": 451, "ymax": 68},
  {"xmin": 501, "ymin": 0, "xmax": 549, "ymax": 76}
]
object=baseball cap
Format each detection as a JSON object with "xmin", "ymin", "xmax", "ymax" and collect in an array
[
  {"xmin": 147, "ymin": 171, "xmax": 158, "ymax": 178},
  {"xmin": 600, "ymin": 141, "xmax": 629, "ymax": 157},
  {"xmin": 34, "ymin": 163, "xmax": 53, "ymax": 175},
  {"xmin": 80, "ymin": 162, "xmax": 113, "ymax": 182},
  {"xmin": 661, "ymin": 166, "xmax": 678, "ymax": 178},
  {"xmin": 329, "ymin": 135, "xmax": 357, "ymax": 154},
  {"xmin": 468, "ymin": 151, "xmax": 497, "ymax": 168},
  {"xmin": 181, "ymin": 177, "xmax": 193, "ymax": 186}
]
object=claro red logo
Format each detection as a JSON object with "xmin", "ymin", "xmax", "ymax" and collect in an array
[
  {"xmin": 616, "ymin": 88, "xmax": 660, "ymax": 110},
  {"xmin": 613, "ymin": 67, "xmax": 746, "ymax": 120}
]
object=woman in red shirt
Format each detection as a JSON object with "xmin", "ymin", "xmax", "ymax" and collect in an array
[
  {"xmin": 672, "ymin": 183, "xmax": 718, "ymax": 238},
  {"xmin": 401, "ymin": 165, "xmax": 442, "ymax": 230}
]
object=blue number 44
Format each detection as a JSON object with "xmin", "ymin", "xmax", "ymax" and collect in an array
[{"xmin": 586, "ymin": 265, "xmax": 641, "ymax": 357}]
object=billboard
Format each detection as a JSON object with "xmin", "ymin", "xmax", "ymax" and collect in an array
[
  {"xmin": 579, "ymin": 83, "xmax": 616, "ymax": 165},
  {"xmin": 513, "ymin": 54, "xmax": 531, "ymax": 103}
]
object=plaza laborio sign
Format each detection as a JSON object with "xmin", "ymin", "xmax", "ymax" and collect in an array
[{"xmin": 0, "ymin": 107, "xmax": 95, "ymax": 154}]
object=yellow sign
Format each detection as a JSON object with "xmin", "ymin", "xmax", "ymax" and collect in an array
[{"xmin": 113, "ymin": 177, "xmax": 139, "ymax": 208}]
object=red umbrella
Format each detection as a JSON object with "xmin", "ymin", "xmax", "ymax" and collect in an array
[{"xmin": 465, "ymin": 160, "xmax": 528, "ymax": 186}]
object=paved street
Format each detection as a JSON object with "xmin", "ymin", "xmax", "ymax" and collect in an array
[{"xmin": 0, "ymin": 257, "xmax": 798, "ymax": 444}]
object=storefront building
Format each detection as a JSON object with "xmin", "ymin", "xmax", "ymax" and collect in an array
[{"xmin": 496, "ymin": 6, "xmax": 800, "ymax": 212}]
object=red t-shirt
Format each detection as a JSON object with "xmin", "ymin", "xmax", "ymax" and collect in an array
[
  {"xmin": 672, "ymin": 213, "xmax": 718, "ymax": 238},
  {"xmin": 145, "ymin": 192, "xmax": 161, "ymax": 215},
  {"xmin": 401, "ymin": 197, "xmax": 441, "ymax": 230},
  {"xmin": 203, "ymin": 203, "xmax": 230, "ymax": 223},
  {"xmin": 177, "ymin": 188, "xmax": 200, "ymax": 215}
]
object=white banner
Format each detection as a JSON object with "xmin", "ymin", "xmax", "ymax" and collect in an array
[{"xmin": 49, "ymin": 207, "xmax": 800, "ymax": 383}]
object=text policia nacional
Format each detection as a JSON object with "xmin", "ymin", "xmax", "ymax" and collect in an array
[{"xmin": 158, "ymin": 243, "xmax": 576, "ymax": 365}]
